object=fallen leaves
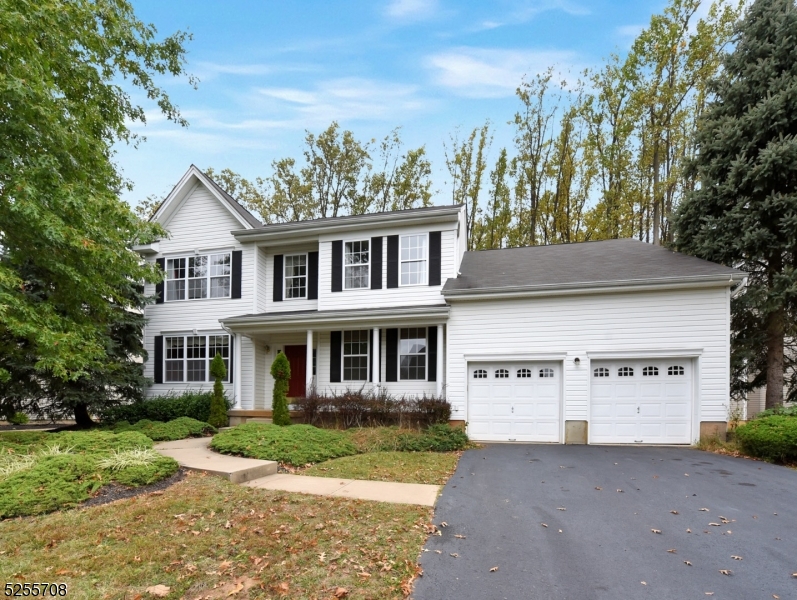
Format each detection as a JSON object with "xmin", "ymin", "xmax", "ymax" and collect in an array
[
  {"xmin": 454, "ymin": 534, "xmax": 466, "ymax": 539},
  {"xmin": 595, "ymin": 487, "xmax": 602, "ymax": 491},
  {"xmin": 651, "ymin": 529, "xmax": 662, "ymax": 534},
  {"xmin": 146, "ymin": 585, "xmax": 170, "ymax": 598},
  {"xmin": 541, "ymin": 523, "xmax": 548, "ymax": 528},
  {"xmin": 617, "ymin": 489, "xmax": 624, "ymax": 493},
  {"xmin": 699, "ymin": 508, "xmax": 709, "ymax": 512},
  {"xmin": 667, "ymin": 549, "xmax": 677, "ymax": 553},
  {"xmin": 709, "ymin": 523, "xmax": 721, "ymax": 527},
  {"xmin": 670, "ymin": 510, "xmax": 679, "ymax": 515},
  {"xmin": 449, "ymin": 553, "xmax": 459, "ymax": 558},
  {"xmin": 490, "ymin": 566, "xmax": 499, "ymax": 572},
  {"xmin": 731, "ymin": 555, "xmax": 742, "ymax": 560},
  {"xmin": 719, "ymin": 569, "xmax": 733, "ymax": 576},
  {"xmin": 684, "ymin": 561, "xmax": 692, "ymax": 566},
  {"xmin": 333, "ymin": 587, "xmax": 349, "ymax": 598},
  {"xmin": 557, "ymin": 507, "xmax": 566, "ymax": 511}
]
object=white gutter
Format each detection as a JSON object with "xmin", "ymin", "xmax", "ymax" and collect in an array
[{"xmin": 442, "ymin": 273, "xmax": 748, "ymax": 301}]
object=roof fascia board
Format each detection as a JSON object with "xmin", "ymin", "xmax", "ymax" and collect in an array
[
  {"xmin": 231, "ymin": 208, "xmax": 462, "ymax": 243},
  {"xmin": 443, "ymin": 274, "xmax": 746, "ymax": 301},
  {"xmin": 222, "ymin": 305, "xmax": 450, "ymax": 332}
]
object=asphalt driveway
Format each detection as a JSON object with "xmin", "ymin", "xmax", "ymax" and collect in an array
[{"xmin": 413, "ymin": 444, "xmax": 797, "ymax": 600}]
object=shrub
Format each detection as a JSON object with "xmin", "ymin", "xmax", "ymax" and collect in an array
[
  {"xmin": 295, "ymin": 389, "xmax": 451, "ymax": 429},
  {"xmin": 210, "ymin": 423, "xmax": 356, "ymax": 466},
  {"xmin": 100, "ymin": 391, "xmax": 231, "ymax": 425},
  {"xmin": 735, "ymin": 415, "xmax": 797, "ymax": 463},
  {"xmin": 270, "ymin": 352, "xmax": 291, "ymax": 426},
  {"xmin": 208, "ymin": 353, "xmax": 229, "ymax": 428},
  {"xmin": 114, "ymin": 417, "xmax": 216, "ymax": 441},
  {"xmin": 8, "ymin": 412, "xmax": 29, "ymax": 425},
  {"xmin": 755, "ymin": 404, "xmax": 797, "ymax": 419},
  {"xmin": 397, "ymin": 424, "xmax": 469, "ymax": 452}
]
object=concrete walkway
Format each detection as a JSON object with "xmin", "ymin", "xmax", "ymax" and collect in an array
[{"xmin": 154, "ymin": 437, "xmax": 439, "ymax": 507}]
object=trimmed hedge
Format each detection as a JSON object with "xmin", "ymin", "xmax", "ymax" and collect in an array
[
  {"xmin": 295, "ymin": 389, "xmax": 451, "ymax": 429},
  {"xmin": 735, "ymin": 415, "xmax": 797, "ymax": 463},
  {"xmin": 113, "ymin": 417, "xmax": 217, "ymax": 441},
  {"xmin": 101, "ymin": 391, "xmax": 231, "ymax": 424}
]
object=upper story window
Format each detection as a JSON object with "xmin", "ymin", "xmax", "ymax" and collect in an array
[
  {"xmin": 284, "ymin": 254, "xmax": 307, "ymax": 299},
  {"xmin": 344, "ymin": 240, "xmax": 369, "ymax": 289},
  {"xmin": 400, "ymin": 234, "xmax": 427, "ymax": 286},
  {"xmin": 399, "ymin": 327, "xmax": 426, "ymax": 380},
  {"xmin": 165, "ymin": 334, "xmax": 229, "ymax": 383},
  {"xmin": 166, "ymin": 253, "xmax": 231, "ymax": 301}
]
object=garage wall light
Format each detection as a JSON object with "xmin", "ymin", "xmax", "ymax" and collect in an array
[{"xmin": 574, "ymin": 357, "xmax": 581, "ymax": 366}]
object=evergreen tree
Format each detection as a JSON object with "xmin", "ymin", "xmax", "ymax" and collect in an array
[
  {"xmin": 675, "ymin": 0, "xmax": 797, "ymax": 409},
  {"xmin": 270, "ymin": 352, "xmax": 292, "ymax": 426},
  {"xmin": 207, "ymin": 353, "xmax": 229, "ymax": 429}
]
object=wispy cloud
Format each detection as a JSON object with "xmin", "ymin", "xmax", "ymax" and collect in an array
[
  {"xmin": 471, "ymin": 0, "xmax": 590, "ymax": 31},
  {"xmin": 427, "ymin": 47, "xmax": 579, "ymax": 98},
  {"xmin": 615, "ymin": 23, "xmax": 644, "ymax": 41},
  {"xmin": 385, "ymin": 0, "xmax": 439, "ymax": 20}
]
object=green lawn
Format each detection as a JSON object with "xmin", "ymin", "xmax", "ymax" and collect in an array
[
  {"xmin": 0, "ymin": 472, "xmax": 431, "ymax": 599},
  {"xmin": 304, "ymin": 451, "xmax": 460, "ymax": 485}
]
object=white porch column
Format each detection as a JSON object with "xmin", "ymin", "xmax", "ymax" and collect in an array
[
  {"xmin": 372, "ymin": 327, "xmax": 381, "ymax": 392},
  {"xmin": 436, "ymin": 324, "xmax": 444, "ymax": 398},
  {"xmin": 306, "ymin": 330, "xmax": 314, "ymax": 394},
  {"xmin": 234, "ymin": 334, "xmax": 242, "ymax": 408}
]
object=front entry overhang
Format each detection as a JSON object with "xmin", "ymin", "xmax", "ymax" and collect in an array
[{"xmin": 220, "ymin": 304, "xmax": 450, "ymax": 335}]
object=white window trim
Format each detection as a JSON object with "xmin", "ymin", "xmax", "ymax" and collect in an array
[
  {"xmin": 398, "ymin": 327, "xmax": 428, "ymax": 381},
  {"xmin": 342, "ymin": 330, "xmax": 369, "ymax": 382},
  {"xmin": 283, "ymin": 252, "xmax": 309, "ymax": 301},
  {"xmin": 343, "ymin": 239, "xmax": 370, "ymax": 291},
  {"xmin": 165, "ymin": 251, "xmax": 232, "ymax": 302},
  {"xmin": 163, "ymin": 333, "xmax": 230, "ymax": 383},
  {"xmin": 399, "ymin": 233, "xmax": 428, "ymax": 287}
]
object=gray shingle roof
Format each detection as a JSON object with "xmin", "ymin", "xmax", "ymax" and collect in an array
[{"xmin": 442, "ymin": 238, "xmax": 744, "ymax": 296}]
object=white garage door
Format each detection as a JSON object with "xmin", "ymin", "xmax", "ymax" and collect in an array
[
  {"xmin": 590, "ymin": 359, "xmax": 693, "ymax": 444},
  {"xmin": 467, "ymin": 362, "xmax": 561, "ymax": 442}
]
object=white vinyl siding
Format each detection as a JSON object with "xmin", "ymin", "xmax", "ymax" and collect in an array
[
  {"xmin": 446, "ymin": 287, "xmax": 731, "ymax": 436},
  {"xmin": 262, "ymin": 245, "xmax": 319, "ymax": 313}
]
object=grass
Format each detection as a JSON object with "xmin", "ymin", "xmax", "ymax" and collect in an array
[
  {"xmin": 0, "ymin": 471, "xmax": 431, "ymax": 599},
  {"xmin": 0, "ymin": 430, "xmax": 178, "ymax": 518},
  {"xmin": 304, "ymin": 451, "xmax": 461, "ymax": 485}
]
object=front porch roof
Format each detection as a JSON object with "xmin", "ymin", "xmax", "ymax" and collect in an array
[{"xmin": 221, "ymin": 304, "xmax": 450, "ymax": 334}]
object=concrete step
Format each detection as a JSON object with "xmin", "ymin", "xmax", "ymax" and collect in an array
[{"xmin": 154, "ymin": 437, "xmax": 278, "ymax": 484}]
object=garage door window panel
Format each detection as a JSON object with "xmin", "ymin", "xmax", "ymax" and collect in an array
[
  {"xmin": 618, "ymin": 367, "xmax": 634, "ymax": 377},
  {"xmin": 668, "ymin": 365, "xmax": 685, "ymax": 375},
  {"xmin": 473, "ymin": 369, "xmax": 487, "ymax": 379}
]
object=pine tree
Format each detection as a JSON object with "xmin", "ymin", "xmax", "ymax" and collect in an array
[
  {"xmin": 207, "ymin": 353, "xmax": 229, "ymax": 429},
  {"xmin": 675, "ymin": 0, "xmax": 797, "ymax": 409},
  {"xmin": 270, "ymin": 352, "xmax": 292, "ymax": 426}
]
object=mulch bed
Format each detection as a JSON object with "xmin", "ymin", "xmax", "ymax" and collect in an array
[{"xmin": 81, "ymin": 468, "xmax": 188, "ymax": 509}]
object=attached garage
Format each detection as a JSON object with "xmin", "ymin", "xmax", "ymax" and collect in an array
[
  {"xmin": 589, "ymin": 359, "xmax": 693, "ymax": 444},
  {"xmin": 467, "ymin": 362, "xmax": 561, "ymax": 442}
]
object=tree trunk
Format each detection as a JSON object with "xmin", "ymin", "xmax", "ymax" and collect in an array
[
  {"xmin": 74, "ymin": 403, "xmax": 94, "ymax": 428},
  {"xmin": 652, "ymin": 140, "xmax": 661, "ymax": 246},
  {"xmin": 764, "ymin": 306, "xmax": 785, "ymax": 410}
]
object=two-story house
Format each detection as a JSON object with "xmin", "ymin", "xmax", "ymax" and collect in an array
[{"xmin": 137, "ymin": 165, "xmax": 746, "ymax": 444}]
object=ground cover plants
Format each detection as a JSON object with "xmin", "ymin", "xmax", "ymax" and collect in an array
[
  {"xmin": 0, "ymin": 430, "xmax": 178, "ymax": 518},
  {"xmin": 112, "ymin": 416, "xmax": 217, "ymax": 441},
  {"xmin": 0, "ymin": 472, "xmax": 431, "ymax": 599}
]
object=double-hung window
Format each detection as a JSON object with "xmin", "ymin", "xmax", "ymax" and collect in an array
[
  {"xmin": 164, "ymin": 334, "xmax": 230, "ymax": 382},
  {"xmin": 343, "ymin": 330, "xmax": 369, "ymax": 381},
  {"xmin": 284, "ymin": 254, "xmax": 307, "ymax": 299},
  {"xmin": 399, "ymin": 327, "xmax": 426, "ymax": 380},
  {"xmin": 400, "ymin": 234, "xmax": 427, "ymax": 286},
  {"xmin": 344, "ymin": 240, "xmax": 369, "ymax": 289},
  {"xmin": 166, "ymin": 253, "xmax": 231, "ymax": 301}
]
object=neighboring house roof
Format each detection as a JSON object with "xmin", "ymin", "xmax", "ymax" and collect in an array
[
  {"xmin": 232, "ymin": 204, "xmax": 465, "ymax": 243},
  {"xmin": 442, "ymin": 238, "xmax": 746, "ymax": 297},
  {"xmin": 149, "ymin": 164, "xmax": 262, "ymax": 229}
]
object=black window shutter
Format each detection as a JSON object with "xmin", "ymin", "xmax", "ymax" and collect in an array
[
  {"xmin": 370, "ymin": 237, "xmax": 382, "ymax": 289},
  {"xmin": 154, "ymin": 335, "xmax": 163, "ymax": 383},
  {"xmin": 427, "ymin": 326, "xmax": 437, "ymax": 382},
  {"xmin": 385, "ymin": 328, "xmax": 398, "ymax": 382},
  {"xmin": 308, "ymin": 251, "xmax": 319, "ymax": 300},
  {"xmin": 429, "ymin": 231, "xmax": 441, "ymax": 286},
  {"xmin": 331, "ymin": 240, "xmax": 343, "ymax": 292},
  {"xmin": 231, "ymin": 250, "xmax": 243, "ymax": 299},
  {"xmin": 386, "ymin": 235, "xmax": 399, "ymax": 288},
  {"xmin": 330, "ymin": 331, "xmax": 342, "ymax": 382},
  {"xmin": 155, "ymin": 258, "xmax": 165, "ymax": 304},
  {"xmin": 228, "ymin": 335, "xmax": 234, "ymax": 384},
  {"xmin": 273, "ymin": 255, "xmax": 283, "ymax": 302}
]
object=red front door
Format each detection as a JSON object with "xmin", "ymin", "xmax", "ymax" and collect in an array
[{"xmin": 283, "ymin": 345, "xmax": 307, "ymax": 398}]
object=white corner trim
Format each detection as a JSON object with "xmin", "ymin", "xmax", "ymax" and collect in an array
[
  {"xmin": 464, "ymin": 352, "xmax": 568, "ymax": 362},
  {"xmin": 586, "ymin": 348, "xmax": 704, "ymax": 359}
]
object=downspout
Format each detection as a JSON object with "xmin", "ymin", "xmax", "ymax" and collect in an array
[{"xmin": 730, "ymin": 276, "xmax": 748, "ymax": 299}]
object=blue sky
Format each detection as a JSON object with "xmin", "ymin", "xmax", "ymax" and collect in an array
[{"xmin": 119, "ymin": 0, "xmax": 675, "ymax": 207}]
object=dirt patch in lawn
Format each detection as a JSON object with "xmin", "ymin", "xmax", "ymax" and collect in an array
[{"xmin": 81, "ymin": 468, "xmax": 188, "ymax": 509}]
